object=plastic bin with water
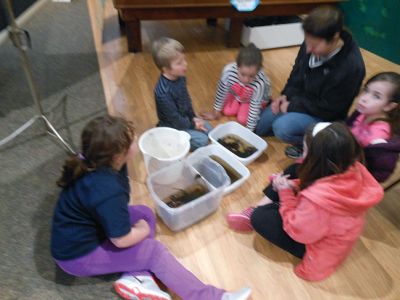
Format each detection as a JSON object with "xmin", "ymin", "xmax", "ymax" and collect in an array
[
  {"xmin": 147, "ymin": 156, "xmax": 230, "ymax": 231},
  {"xmin": 209, "ymin": 121, "xmax": 267, "ymax": 165}
]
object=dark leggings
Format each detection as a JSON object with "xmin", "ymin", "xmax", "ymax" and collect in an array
[{"xmin": 250, "ymin": 163, "xmax": 306, "ymax": 258}]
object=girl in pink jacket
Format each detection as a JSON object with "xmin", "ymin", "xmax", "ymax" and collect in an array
[{"xmin": 229, "ymin": 122, "xmax": 384, "ymax": 281}]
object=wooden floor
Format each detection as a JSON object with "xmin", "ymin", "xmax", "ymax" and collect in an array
[{"xmin": 88, "ymin": 1, "xmax": 400, "ymax": 299}]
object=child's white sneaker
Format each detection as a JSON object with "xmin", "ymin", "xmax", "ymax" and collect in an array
[
  {"xmin": 221, "ymin": 287, "xmax": 252, "ymax": 300},
  {"xmin": 114, "ymin": 275, "xmax": 171, "ymax": 300}
]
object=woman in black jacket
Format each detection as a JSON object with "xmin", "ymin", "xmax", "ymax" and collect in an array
[{"xmin": 255, "ymin": 6, "xmax": 365, "ymax": 159}]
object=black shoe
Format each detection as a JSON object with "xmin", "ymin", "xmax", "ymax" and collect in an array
[{"xmin": 285, "ymin": 145, "xmax": 303, "ymax": 159}]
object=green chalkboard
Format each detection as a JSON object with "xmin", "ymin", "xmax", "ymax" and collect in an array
[{"xmin": 340, "ymin": 0, "xmax": 399, "ymax": 64}]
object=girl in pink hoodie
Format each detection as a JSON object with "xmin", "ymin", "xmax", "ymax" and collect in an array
[{"xmin": 229, "ymin": 122, "xmax": 384, "ymax": 281}]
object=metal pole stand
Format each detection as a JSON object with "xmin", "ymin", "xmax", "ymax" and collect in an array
[{"xmin": 0, "ymin": 0, "xmax": 75, "ymax": 154}]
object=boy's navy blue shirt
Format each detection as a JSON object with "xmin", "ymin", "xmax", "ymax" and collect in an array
[
  {"xmin": 51, "ymin": 166, "xmax": 131, "ymax": 260},
  {"xmin": 154, "ymin": 75, "xmax": 196, "ymax": 130}
]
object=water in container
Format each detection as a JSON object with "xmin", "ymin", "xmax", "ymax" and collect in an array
[
  {"xmin": 164, "ymin": 183, "xmax": 209, "ymax": 208},
  {"xmin": 209, "ymin": 155, "xmax": 242, "ymax": 183},
  {"xmin": 217, "ymin": 134, "xmax": 257, "ymax": 158}
]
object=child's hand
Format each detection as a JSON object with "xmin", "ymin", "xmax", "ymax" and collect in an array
[
  {"xmin": 134, "ymin": 219, "xmax": 151, "ymax": 237},
  {"xmin": 268, "ymin": 173, "xmax": 280, "ymax": 182},
  {"xmin": 112, "ymin": 219, "xmax": 151, "ymax": 247},
  {"xmin": 272, "ymin": 174, "xmax": 293, "ymax": 191},
  {"xmin": 200, "ymin": 110, "xmax": 220, "ymax": 121},
  {"xmin": 193, "ymin": 117, "xmax": 207, "ymax": 132}
]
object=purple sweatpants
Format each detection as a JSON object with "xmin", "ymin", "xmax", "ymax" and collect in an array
[{"xmin": 55, "ymin": 205, "xmax": 224, "ymax": 300}]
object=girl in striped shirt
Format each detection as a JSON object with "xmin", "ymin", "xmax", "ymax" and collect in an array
[{"xmin": 202, "ymin": 43, "xmax": 271, "ymax": 131}]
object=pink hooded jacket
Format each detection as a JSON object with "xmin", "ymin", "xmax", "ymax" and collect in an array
[{"xmin": 278, "ymin": 162, "xmax": 384, "ymax": 281}]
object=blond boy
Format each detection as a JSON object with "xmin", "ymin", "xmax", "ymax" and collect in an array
[{"xmin": 152, "ymin": 37, "xmax": 211, "ymax": 150}]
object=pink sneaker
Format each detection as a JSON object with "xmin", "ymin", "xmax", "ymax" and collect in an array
[{"xmin": 226, "ymin": 207, "xmax": 254, "ymax": 232}]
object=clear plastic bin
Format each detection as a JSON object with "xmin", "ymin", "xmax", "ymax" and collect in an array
[
  {"xmin": 187, "ymin": 145, "xmax": 250, "ymax": 195},
  {"xmin": 209, "ymin": 121, "xmax": 268, "ymax": 165},
  {"xmin": 146, "ymin": 156, "xmax": 230, "ymax": 231}
]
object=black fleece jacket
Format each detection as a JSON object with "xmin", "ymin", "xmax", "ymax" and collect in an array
[{"xmin": 283, "ymin": 30, "xmax": 366, "ymax": 121}]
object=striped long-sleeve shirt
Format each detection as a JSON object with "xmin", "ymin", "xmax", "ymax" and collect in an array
[
  {"xmin": 154, "ymin": 75, "xmax": 196, "ymax": 130},
  {"xmin": 213, "ymin": 62, "xmax": 271, "ymax": 131}
]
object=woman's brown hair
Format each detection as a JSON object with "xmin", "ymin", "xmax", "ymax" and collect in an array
[
  {"xmin": 298, "ymin": 122, "xmax": 364, "ymax": 190},
  {"xmin": 57, "ymin": 115, "xmax": 135, "ymax": 188},
  {"xmin": 302, "ymin": 6, "xmax": 343, "ymax": 42}
]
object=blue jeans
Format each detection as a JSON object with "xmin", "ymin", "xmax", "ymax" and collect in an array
[
  {"xmin": 255, "ymin": 106, "xmax": 322, "ymax": 145},
  {"xmin": 185, "ymin": 121, "xmax": 213, "ymax": 151}
]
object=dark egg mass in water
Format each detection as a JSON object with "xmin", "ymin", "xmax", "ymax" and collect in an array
[
  {"xmin": 164, "ymin": 183, "xmax": 208, "ymax": 208},
  {"xmin": 217, "ymin": 134, "xmax": 257, "ymax": 158}
]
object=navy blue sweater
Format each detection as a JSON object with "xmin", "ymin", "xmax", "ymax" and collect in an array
[
  {"xmin": 51, "ymin": 166, "xmax": 131, "ymax": 260},
  {"xmin": 154, "ymin": 75, "xmax": 196, "ymax": 130}
]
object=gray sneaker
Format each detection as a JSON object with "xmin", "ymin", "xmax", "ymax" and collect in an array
[
  {"xmin": 221, "ymin": 287, "xmax": 252, "ymax": 300},
  {"xmin": 285, "ymin": 145, "xmax": 303, "ymax": 159}
]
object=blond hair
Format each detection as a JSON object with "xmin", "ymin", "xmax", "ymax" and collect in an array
[{"xmin": 151, "ymin": 37, "xmax": 184, "ymax": 70}]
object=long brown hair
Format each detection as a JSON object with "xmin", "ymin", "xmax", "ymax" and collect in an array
[
  {"xmin": 298, "ymin": 122, "xmax": 364, "ymax": 190},
  {"xmin": 57, "ymin": 115, "xmax": 135, "ymax": 188},
  {"xmin": 364, "ymin": 72, "xmax": 400, "ymax": 135}
]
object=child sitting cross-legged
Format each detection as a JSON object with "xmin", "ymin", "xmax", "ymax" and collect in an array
[
  {"xmin": 201, "ymin": 43, "xmax": 271, "ymax": 131},
  {"xmin": 152, "ymin": 37, "xmax": 211, "ymax": 151},
  {"xmin": 51, "ymin": 115, "xmax": 252, "ymax": 300},
  {"xmin": 227, "ymin": 122, "xmax": 384, "ymax": 281},
  {"xmin": 347, "ymin": 71, "xmax": 400, "ymax": 182}
]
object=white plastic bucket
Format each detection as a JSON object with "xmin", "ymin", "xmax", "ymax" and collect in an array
[{"xmin": 139, "ymin": 127, "xmax": 191, "ymax": 175}]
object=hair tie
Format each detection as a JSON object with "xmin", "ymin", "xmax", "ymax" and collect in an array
[
  {"xmin": 312, "ymin": 122, "xmax": 332, "ymax": 137},
  {"xmin": 78, "ymin": 153, "xmax": 86, "ymax": 161}
]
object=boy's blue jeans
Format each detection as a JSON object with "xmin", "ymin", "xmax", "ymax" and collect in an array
[
  {"xmin": 185, "ymin": 121, "xmax": 213, "ymax": 151},
  {"xmin": 255, "ymin": 106, "xmax": 322, "ymax": 146}
]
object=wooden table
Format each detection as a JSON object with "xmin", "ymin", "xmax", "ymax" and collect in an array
[{"xmin": 113, "ymin": 0, "xmax": 342, "ymax": 53}]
